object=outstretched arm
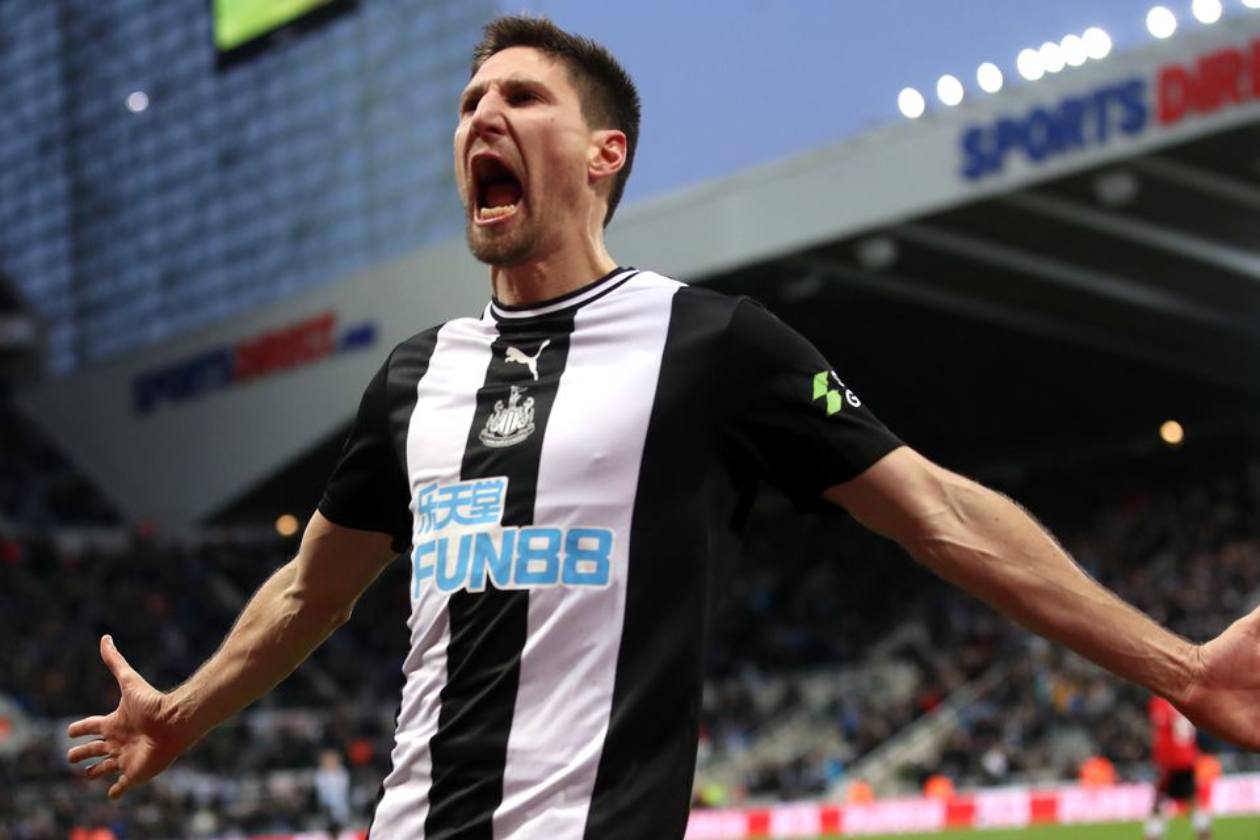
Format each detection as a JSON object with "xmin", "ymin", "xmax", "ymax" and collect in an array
[
  {"xmin": 825, "ymin": 446, "xmax": 1260, "ymax": 751},
  {"xmin": 66, "ymin": 512, "xmax": 397, "ymax": 798}
]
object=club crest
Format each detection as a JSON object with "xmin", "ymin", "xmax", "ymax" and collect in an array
[{"xmin": 479, "ymin": 385, "xmax": 536, "ymax": 448}]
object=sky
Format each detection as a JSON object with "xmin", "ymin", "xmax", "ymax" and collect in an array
[{"xmin": 508, "ymin": 0, "xmax": 1254, "ymax": 204}]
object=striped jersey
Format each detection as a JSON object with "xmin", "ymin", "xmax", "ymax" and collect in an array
[{"xmin": 318, "ymin": 267, "xmax": 901, "ymax": 839}]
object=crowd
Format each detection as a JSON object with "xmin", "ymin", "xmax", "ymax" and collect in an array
[
  {"xmin": 931, "ymin": 474, "xmax": 1260, "ymax": 789},
  {"xmin": 695, "ymin": 441, "xmax": 1260, "ymax": 802},
  {"xmin": 4, "ymin": 380, "xmax": 1260, "ymax": 833},
  {"xmin": 1, "ymin": 529, "xmax": 412, "ymax": 838},
  {"xmin": 1, "ymin": 389, "xmax": 411, "ymax": 836}
]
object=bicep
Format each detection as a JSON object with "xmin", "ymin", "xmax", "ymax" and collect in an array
[{"xmin": 290, "ymin": 510, "xmax": 399, "ymax": 614}]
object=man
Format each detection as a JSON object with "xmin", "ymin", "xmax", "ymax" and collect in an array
[
  {"xmin": 1145, "ymin": 695, "xmax": 1211, "ymax": 840},
  {"xmin": 68, "ymin": 15, "xmax": 1260, "ymax": 840}
]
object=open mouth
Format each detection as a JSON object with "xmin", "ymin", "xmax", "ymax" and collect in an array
[{"xmin": 471, "ymin": 154, "xmax": 524, "ymax": 224}]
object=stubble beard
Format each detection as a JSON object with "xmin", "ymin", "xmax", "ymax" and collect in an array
[{"xmin": 466, "ymin": 211, "xmax": 541, "ymax": 268}]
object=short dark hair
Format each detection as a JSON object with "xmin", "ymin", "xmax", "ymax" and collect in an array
[{"xmin": 471, "ymin": 15, "xmax": 641, "ymax": 226}]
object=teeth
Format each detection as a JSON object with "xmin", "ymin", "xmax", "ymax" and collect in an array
[{"xmin": 478, "ymin": 204, "xmax": 517, "ymax": 221}]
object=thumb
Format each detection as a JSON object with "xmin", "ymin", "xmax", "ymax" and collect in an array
[{"xmin": 100, "ymin": 634, "xmax": 138, "ymax": 686}]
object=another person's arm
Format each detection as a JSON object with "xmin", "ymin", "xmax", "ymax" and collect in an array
[
  {"xmin": 66, "ymin": 512, "xmax": 396, "ymax": 799},
  {"xmin": 825, "ymin": 446, "xmax": 1260, "ymax": 750}
]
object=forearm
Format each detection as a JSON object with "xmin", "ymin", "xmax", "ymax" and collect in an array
[
  {"xmin": 162, "ymin": 559, "xmax": 350, "ymax": 744},
  {"xmin": 906, "ymin": 475, "xmax": 1198, "ymax": 703}
]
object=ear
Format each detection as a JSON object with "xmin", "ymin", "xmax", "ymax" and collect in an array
[{"xmin": 588, "ymin": 129, "xmax": 627, "ymax": 185}]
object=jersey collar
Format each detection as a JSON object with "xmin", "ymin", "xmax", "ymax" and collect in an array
[{"xmin": 486, "ymin": 267, "xmax": 638, "ymax": 322}]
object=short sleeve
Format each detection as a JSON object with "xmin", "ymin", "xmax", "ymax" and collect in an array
[
  {"xmin": 317, "ymin": 353, "xmax": 412, "ymax": 553},
  {"xmin": 724, "ymin": 298, "xmax": 902, "ymax": 504}
]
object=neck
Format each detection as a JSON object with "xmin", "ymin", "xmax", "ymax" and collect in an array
[{"xmin": 490, "ymin": 232, "xmax": 617, "ymax": 307}]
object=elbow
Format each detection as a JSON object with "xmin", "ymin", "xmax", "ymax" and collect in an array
[
  {"xmin": 308, "ymin": 594, "xmax": 355, "ymax": 634},
  {"xmin": 330, "ymin": 604, "xmax": 355, "ymax": 630},
  {"xmin": 901, "ymin": 475, "xmax": 1004, "ymax": 579},
  {"xmin": 282, "ymin": 575, "xmax": 355, "ymax": 635},
  {"xmin": 900, "ymin": 467, "xmax": 978, "ymax": 554}
]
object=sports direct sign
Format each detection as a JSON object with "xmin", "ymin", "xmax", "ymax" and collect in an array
[
  {"xmin": 960, "ymin": 37, "xmax": 1260, "ymax": 180},
  {"xmin": 684, "ymin": 775, "xmax": 1260, "ymax": 838},
  {"xmin": 132, "ymin": 311, "xmax": 376, "ymax": 414}
]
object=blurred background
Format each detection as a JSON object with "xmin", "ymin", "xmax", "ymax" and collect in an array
[{"xmin": 4, "ymin": 0, "xmax": 1260, "ymax": 837}]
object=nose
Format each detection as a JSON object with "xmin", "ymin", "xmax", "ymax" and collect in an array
[{"xmin": 469, "ymin": 90, "xmax": 508, "ymax": 141}]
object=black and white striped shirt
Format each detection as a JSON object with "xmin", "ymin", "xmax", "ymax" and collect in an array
[{"xmin": 319, "ymin": 267, "xmax": 901, "ymax": 839}]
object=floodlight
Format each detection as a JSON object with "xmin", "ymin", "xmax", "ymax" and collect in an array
[
  {"xmin": 977, "ymin": 62, "xmax": 1004, "ymax": 93},
  {"xmin": 1146, "ymin": 6, "xmax": 1177, "ymax": 38},
  {"xmin": 936, "ymin": 74, "xmax": 964, "ymax": 106},
  {"xmin": 898, "ymin": 87, "xmax": 926, "ymax": 119},
  {"xmin": 1017, "ymin": 48, "xmax": 1045, "ymax": 81}
]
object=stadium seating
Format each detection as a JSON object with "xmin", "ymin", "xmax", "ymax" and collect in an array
[{"xmin": 6, "ymin": 389, "xmax": 1260, "ymax": 833}]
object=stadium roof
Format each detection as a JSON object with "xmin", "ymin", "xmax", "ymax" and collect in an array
[
  {"xmin": 22, "ymin": 17, "xmax": 1260, "ymax": 527},
  {"xmin": 695, "ymin": 117, "xmax": 1260, "ymax": 470}
]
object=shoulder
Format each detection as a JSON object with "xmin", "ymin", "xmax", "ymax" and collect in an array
[
  {"xmin": 386, "ymin": 316, "xmax": 479, "ymax": 370},
  {"xmin": 371, "ymin": 319, "xmax": 469, "ymax": 398},
  {"xmin": 631, "ymin": 270, "xmax": 739, "ymax": 308},
  {"xmin": 627, "ymin": 270, "xmax": 757, "ymax": 333},
  {"xmin": 394, "ymin": 320, "xmax": 456, "ymax": 355},
  {"xmin": 625, "ymin": 276, "xmax": 807, "ymax": 362}
]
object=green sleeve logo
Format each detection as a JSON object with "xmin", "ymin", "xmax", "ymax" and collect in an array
[{"xmin": 813, "ymin": 370, "xmax": 861, "ymax": 416}]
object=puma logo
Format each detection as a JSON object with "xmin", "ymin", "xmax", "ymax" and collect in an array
[{"xmin": 505, "ymin": 339, "xmax": 550, "ymax": 381}]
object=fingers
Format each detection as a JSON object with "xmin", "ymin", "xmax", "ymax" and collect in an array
[
  {"xmin": 67, "ymin": 715, "xmax": 108, "ymax": 739},
  {"xmin": 67, "ymin": 739, "xmax": 111, "ymax": 765},
  {"xmin": 100, "ymin": 635, "xmax": 137, "ymax": 686},
  {"xmin": 85, "ymin": 757, "xmax": 118, "ymax": 781},
  {"xmin": 108, "ymin": 773, "xmax": 130, "ymax": 801}
]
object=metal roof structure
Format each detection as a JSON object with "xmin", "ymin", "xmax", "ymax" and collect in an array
[
  {"xmin": 22, "ymin": 16, "xmax": 1260, "ymax": 526},
  {"xmin": 702, "ymin": 118, "xmax": 1260, "ymax": 470}
]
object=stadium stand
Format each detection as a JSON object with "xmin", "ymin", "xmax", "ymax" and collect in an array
[
  {"xmin": 694, "ymin": 435, "xmax": 1260, "ymax": 804},
  {"xmin": 6, "ymin": 368, "xmax": 1259, "ymax": 835}
]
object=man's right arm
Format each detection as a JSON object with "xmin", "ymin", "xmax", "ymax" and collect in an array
[{"xmin": 67, "ymin": 512, "xmax": 397, "ymax": 799}]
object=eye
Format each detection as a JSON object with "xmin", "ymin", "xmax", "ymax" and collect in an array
[
  {"xmin": 460, "ymin": 94, "xmax": 480, "ymax": 115},
  {"xmin": 508, "ymin": 89, "xmax": 539, "ymax": 106}
]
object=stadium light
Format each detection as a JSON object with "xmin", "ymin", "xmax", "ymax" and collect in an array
[
  {"xmin": 977, "ymin": 62, "xmax": 1004, "ymax": 93},
  {"xmin": 898, "ymin": 87, "xmax": 926, "ymax": 119},
  {"xmin": 275, "ymin": 513, "xmax": 300, "ymax": 537},
  {"xmin": 936, "ymin": 74, "xmax": 964, "ymax": 106},
  {"xmin": 1039, "ymin": 41, "xmax": 1066, "ymax": 73},
  {"xmin": 1192, "ymin": 0, "xmax": 1223, "ymax": 23},
  {"xmin": 125, "ymin": 90, "xmax": 149, "ymax": 113},
  {"xmin": 1061, "ymin": 34, "xmax": 1088, "ymax": 67},
  {"xmin": 1160, "ymin": 420, "xmax": 1185, "ymax": 446},
  {"xmin": 1083, "ymin": 27, "xmax": 1113, "ymax": 59},
  {"xmin": 1093, "ymin": 169, "xmax": 1139, "ymax": 206},
  {"xmin": 1245, "ymin": 0, "xmax": 1260, "ymax": 9},
  {"xmin": 1146, "ymin": 6, "xmax": 1178, "ymax": 38},
  {"xmin": 855, "ymin": 236, "xmax": 899, "ymax": 271},
  {"xmin": 1016, "ymin": 48, "xmax": 1045, "ymax": 81}
]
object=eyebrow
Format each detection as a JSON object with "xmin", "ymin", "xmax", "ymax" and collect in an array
[{"xmin": 459, "ymin": 74, "xmax": 550, "ymax": 111}]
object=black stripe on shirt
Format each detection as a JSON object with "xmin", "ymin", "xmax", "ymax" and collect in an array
[
  {"xmin": 583, "ymin": 288, "xmax": 743, "ymax": 840},
  {"xmin": 424, "ymin": 311, "xmax": 577, "ymax": 840}
]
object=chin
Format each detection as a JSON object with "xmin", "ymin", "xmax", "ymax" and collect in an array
[{"xmin": 466, "ymin": 224, "xmax": 538, "ymax": 268}]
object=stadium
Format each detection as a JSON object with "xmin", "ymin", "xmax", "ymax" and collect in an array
[{"xmin": 4, "ymin": 1, "xmax": 1260, "ymax": 838}]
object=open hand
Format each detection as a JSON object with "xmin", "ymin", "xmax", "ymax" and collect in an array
[
  {"xmin": 66, "ymin": 635, "xmax": 190, "ymax": 799},
  {"xmin": 1178, "ymin": 606, "xmax": 1260, "ymax": 751}
]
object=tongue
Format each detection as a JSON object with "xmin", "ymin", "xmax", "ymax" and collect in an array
[{"xmin": 484, "ymin": 180, "xmax": 522, "ymax": 208}]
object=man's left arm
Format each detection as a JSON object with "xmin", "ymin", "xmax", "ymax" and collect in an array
[{"xmin": 825, "ymin": 445, "xmax": 1260, "ymax": 751}]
